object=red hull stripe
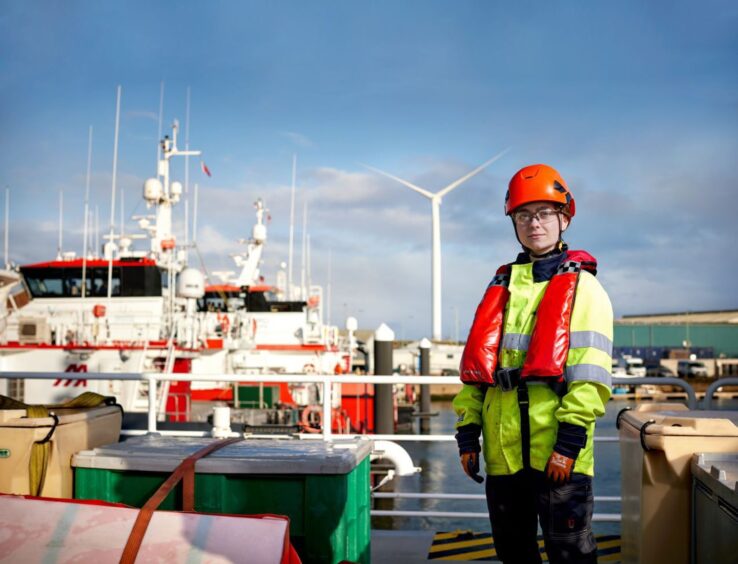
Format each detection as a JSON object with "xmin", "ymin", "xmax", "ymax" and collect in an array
[
  {"xmin": 21, "ymin": 258, "xmax": 156, "ymax": 268},
  {"xmin": 255, "ymin": 344, "xmax": 330, "ymax": 352}
]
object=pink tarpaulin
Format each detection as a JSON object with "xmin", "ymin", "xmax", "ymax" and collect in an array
[{"xmin": 0, "ymin": 494, "xmax": 301, "ymax": 563}]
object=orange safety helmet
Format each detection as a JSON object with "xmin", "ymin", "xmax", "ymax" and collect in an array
[{"xmin": 504, "ymin": 164, "xmax": 576, "ymax": 218}]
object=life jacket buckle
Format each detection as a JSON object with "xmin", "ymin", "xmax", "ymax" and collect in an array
[{"xmin": 495, "ymin": 367, "xmax": 521, "ymax": 392}]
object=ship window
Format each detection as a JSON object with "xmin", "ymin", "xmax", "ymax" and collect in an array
[
  {"xmin": 198, "ymin": 291, "xmax": 241, "ymax": 312},
  {"xmin": 23, "ymin": 268, "xmax": 65, "ymax": 297},
  {"xmin": 119, "ymin": 266, "xmax": 162, "ymax": 297},
  {"xmin": 21, "ymin": 266, "xmax": 161, "ymax": 298},
  {"xmin": 246, "ymin": 291, "xmax": 269, "ymax": 312}
]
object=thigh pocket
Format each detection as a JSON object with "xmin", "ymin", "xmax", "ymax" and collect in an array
[{"xmin": 547, "ymin": 475, "xmax": 594, "ymax": 536}]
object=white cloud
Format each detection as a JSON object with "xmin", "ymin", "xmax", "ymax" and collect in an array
[{"xmin": 280, "ymin": 131, "xmax": 315, "ymax": 149}]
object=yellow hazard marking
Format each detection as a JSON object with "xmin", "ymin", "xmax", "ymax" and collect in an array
[
  {"xmin": 428, "ymin": 531, "xmax": 620, "ymax": 562},
  {"xmin": 441, "ymin": 547, "xmax": 496, "ymax": 561},
  {"xmin": 432, "ymin": 530, "xmax": 475, "ymax": 541},
  {"xmin": 428, "ymin": 536, "xmax": 493, "ymax": 553},
  {"xmin": 597, "ymin": 538, "xmax": 621, "ymax": 549}
]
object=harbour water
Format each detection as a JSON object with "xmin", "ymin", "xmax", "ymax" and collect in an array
[{"xmin": 372, "ymin": 397, "xmax": 738, "ymax": 535}]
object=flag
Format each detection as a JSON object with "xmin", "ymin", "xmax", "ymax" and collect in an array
[{"xmin": 200, "ymin": 161, "xmax": 212, "ymax": 177}]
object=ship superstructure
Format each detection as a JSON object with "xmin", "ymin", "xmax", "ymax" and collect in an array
[{"xmin": 0, "ymin": 123, "xmax": 350, "ymax": 425}]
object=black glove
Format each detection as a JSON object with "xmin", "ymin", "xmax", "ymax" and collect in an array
[
  {"xmin": 455, "ymin": 423, "xmax": 482, "ymax": 455},
  {"xmin": 553, "ymin": 422, "xmax": 588, "ymax": 460}
]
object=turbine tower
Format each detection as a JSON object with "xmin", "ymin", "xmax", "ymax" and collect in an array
[{"xmin": 364, "ymin": 150, "xmax": 508, "ymax": 341}]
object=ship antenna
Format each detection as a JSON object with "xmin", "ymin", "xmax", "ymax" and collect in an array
[
  {"xmin": 288, "ymin": 154, "xmax": 296, "ymax": 300},
  {"xmin": 327, "ymin": 249, "xmax": 332, "ymax": 325},
  {"xmin": 192, "ymin": 182, "xmax": 199, "ymax": 246},
  {"xmin": 184, "ymin": 86, "xmax": 191, "ymax": 256},
  {"xmin": 120, "ymin": 189, "xmax": 125, "ymax": 243},
  {"xmin": 81, "ymin": 125, "xmax": 93, "ymax": 299},
  {"xmin": 156, "ymin": 81, "xmax": 164, "ymax": 166},
  {"xmin": 4, "ymin": 188, "xmax": 9, "ymax": 269},
  {"xmin": 307, "ymin": 233, "xmax": 312, "ymax": 295},
  {"xmin": 57, "ymin": 189, "xmax": 63, "ymax": 260},
  {"xmin": 300, "ymin": 198, "xmax": 308, "ymax": 300},
  {"xmin": 106, "ymin": 85, "xmax": 122, "ymax": 307}
]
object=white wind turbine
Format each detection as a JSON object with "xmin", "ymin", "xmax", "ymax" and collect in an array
[{"xmin": 364, "ymin": 150, "xmax": 509, "ymax": 341}]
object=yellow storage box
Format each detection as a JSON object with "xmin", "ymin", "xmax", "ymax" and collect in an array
[{"xmin": 0, "ymin": 393, "xmax": 121, "ymax": 498}]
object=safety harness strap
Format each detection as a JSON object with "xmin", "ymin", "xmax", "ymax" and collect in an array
[
  {"xmin": 119, "ymin": 437, "xmax": 243, "ymax": 564},
  {"xmin": 517, "ymin": 380, "xmax": 531, "ymax": 469}
]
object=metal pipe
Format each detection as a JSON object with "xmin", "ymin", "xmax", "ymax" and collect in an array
[
  {"xmin": 612, "ymin": 376, "xmax": 698, "ymax": 409},
  {"xmin": 372, "ymin": 440, "xmax": 421, "ymax": 476},
  {"xmin": 146, "ymin": 375, "xmax": 157, "ymax": 433},
  {"xmin": 703, "ymin": 377, "xmax": 738, "ymax": 410},
  {"xmin": 370, "ymin": 510, "xmax": 621, "ymax": 522},
  {"xmin": 0, "ymin": 371, "xmax": 463, "ymax": 384},
  {"xmin": 372, "ymin": 492, "xmax": 621, "ymax": 502},
  {"xmin": 322, "ymin": 378, "xmax": 332, "ymax": 441}
]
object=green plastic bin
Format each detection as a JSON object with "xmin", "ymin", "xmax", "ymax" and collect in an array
[{"xmin": 72, "ymin": 435, "xmax": 372, "ymax": 564}]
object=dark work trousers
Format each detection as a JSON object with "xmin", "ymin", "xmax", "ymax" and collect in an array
[{"xmin": 485, "ymin": 469, "xmax": 597, "ymax": 564}]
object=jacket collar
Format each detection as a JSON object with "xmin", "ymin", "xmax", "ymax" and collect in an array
[{"xmin": 514, "ymin": 250, "xmax": 567, "ymax": 283}]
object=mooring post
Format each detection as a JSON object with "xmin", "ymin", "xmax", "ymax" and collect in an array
[
  {"xmin": 419, "ymin": 338, "xmax": 432, "ymax": 434},
  {"xmin": 374, "ymin": 323, "xmax": 395, "ymax": 434}
]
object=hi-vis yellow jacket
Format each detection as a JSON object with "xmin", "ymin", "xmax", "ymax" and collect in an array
[{"xmin": 453, "ymin": 260, "xmax": 613, "ymax": 476}]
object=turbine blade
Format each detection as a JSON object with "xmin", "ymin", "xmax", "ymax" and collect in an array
[
  {"xmin": 436, "ymin": 148, "xmax": 511, "ymax": 198},
  {"xmin": 360, "ymin": 163, "xmax": 435, "ymax": 199}
]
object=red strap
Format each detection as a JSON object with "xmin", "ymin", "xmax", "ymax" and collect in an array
[{"xmin": 119, "ymin": 437, "xmax": 243, "ymax": 564}]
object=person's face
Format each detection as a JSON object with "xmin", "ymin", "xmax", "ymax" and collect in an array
[{"xmin": 511, "ymin": 201, "xmax": 569, "ymax": 255}]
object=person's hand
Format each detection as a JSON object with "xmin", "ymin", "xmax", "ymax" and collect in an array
[
  {"xmin": 460, "ymin": 452, "xmax": 484, "ymax": 483},
  {"xmin": 546, "ymin": 451, "xmax": 575, "ymax": 484}
]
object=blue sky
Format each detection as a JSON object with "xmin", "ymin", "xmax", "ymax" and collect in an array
[{"xmin": 1, "ymin": 1, "xmax": 737, "ymax": 340}]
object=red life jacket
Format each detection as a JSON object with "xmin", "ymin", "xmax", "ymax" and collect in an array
[{"xmin": 460, "ymin": 250, "xmax": 597, "ymax": 386}]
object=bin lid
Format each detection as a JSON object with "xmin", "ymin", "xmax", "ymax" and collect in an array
[
  {"xmin": 619, "ymin": 409, "xmax": 738, "ymax": 438},
  {"xmin": 72, "ymin": 434, "xmax": 373, "ymax": 475},
  {"xmin": 692, "ymin": 453, "xmax": 738, "ymax": 510},
  {"xmin": 0, "ymin": 405, "xmax": 121, "ymax": 428}
]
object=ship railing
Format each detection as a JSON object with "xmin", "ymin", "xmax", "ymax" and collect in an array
[
  {"xmin": 2, "ymin": 371, "xmax": 730, "ymax": 525},
  {"xmin": 370, "ymin": 493, "xmax": 622, "ymax": 523},
  {"xmin": 702, "ymin": 377, "xmax": 738, "ymax": 410}
]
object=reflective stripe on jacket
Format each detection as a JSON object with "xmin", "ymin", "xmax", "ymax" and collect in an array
[{"xmin": 453, "ymin": 262, "xmax": 612, "ymax": 477}]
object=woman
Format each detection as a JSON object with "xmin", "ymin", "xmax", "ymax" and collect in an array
[{"xmin": 453, "ymin": 164, "xmax": 613, "ymax": 563}]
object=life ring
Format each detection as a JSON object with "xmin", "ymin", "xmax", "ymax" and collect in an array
[
  {"xmin": 217, "ymin": 313, "xmax": 230, "ymax": 333},
  {"xmin": 300, "ymin": 405, "xmax": 322, "ymax": 433},
  {"xmin": 300, "ymin": 405, "xmax": 353, "ymax": 434}
]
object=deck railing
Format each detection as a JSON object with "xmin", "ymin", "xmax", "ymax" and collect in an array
[{"xmin": 2, "ymin": 370, "xmax": 735, "ymax": 525}]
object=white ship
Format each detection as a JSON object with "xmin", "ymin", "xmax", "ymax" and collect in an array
[{"xmin": 0, "ymin": 123, "xmax": 352, "ymax": 426}]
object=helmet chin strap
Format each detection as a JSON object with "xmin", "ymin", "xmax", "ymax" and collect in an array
[{"xmin": 512, "ymin": 214, "xmax": 568, "ymax": 259}]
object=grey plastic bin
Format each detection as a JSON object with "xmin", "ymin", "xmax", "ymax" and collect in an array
[{"xmin": 691, "ymin": 453, "xmax": 738, "ymax": 564}]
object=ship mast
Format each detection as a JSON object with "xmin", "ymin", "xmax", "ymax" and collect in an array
[
  {"xmin": 232, "ymin": 199, "xmax": 268, "ymax": 287},
  {"xmin": 141, "ymin": 121, "xmax": 202, "ymax": 334}
]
